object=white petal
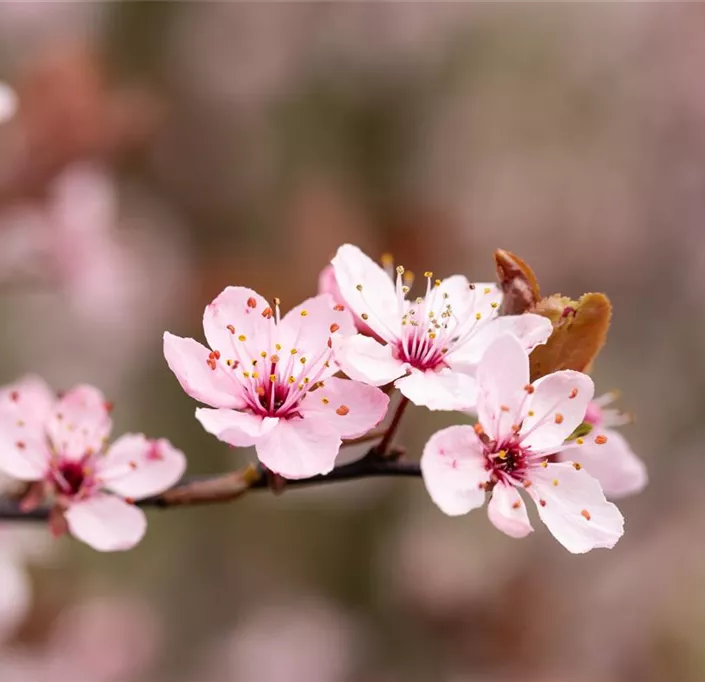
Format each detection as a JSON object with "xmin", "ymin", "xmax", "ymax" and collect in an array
[
  {"xmin": 487, "ymin": 484, "xmax": 533, "ymax": 539},
  {"xmin": 65, "ymin": 494, "xmax": 147, "ymax": 552},
  {"xmin": 299, "ymin": 377, "xmax": 389, "ymax": 439},
  {"xmin": 560, "ymin": 429, "xmax": 647, "ymax": 499},
  {"xmin": 520, "ymin": 371, "xmax": 594, "ymax": 452},
  {"xmin": 99, "ymin": 435, "xmax": 186, "ymax": 500},
  {"xmin": 476, "ymin": 335, "xmax": 529, "ymax": 441},
  {"xmin": 395, "ymin": 369, "xmax": 477, "ymax": 411},
  {"xmin": 420, "ymin": 425, "xmax": 489, "ymax": 516},
  {"xmin": 331, "ymin": 244, "xmax": 400, "ymax": 341},
  {"xmin": 196, "ymin": 409, "xmax": 278, "ymax": 447},
  {"xmin": 255, "ymin": 415, "xmax": 342, "ymax": 479},
  {"xmin": 528, "ymin": 462, "xmax": 624, "ymax": 553},
  {"xmin": 449, "ymin": 313, "xmax": 552, "ymax": 370},
  {"xmin": 333, "ymin": 334, "xmax": 406, "ymax": 386}
]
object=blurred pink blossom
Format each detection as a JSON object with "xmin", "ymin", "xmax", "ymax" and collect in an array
[{"xmin": 0, "ymin": 375, "xmax": 186, "ymax": 551}]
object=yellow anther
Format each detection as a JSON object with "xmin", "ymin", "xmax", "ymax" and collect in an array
[
  {"xmin": 434, "ymin": 279, "xmax": 441, "ymax": 287},
  {"xmin": 396, "ymin": 265, "xmax": 405, "ymax": 275},
  {"xmin": 270, "ymin": 374, "xmax": 277, "ymax": 382},
  {"xmin": 300, "ymin": 309, "xmax": 308, "ymax": 317},
  {"xmin": 491, "ymin": 302, "xmax": 499, "ymax": 309},
  {"xmin": 243, "ymin": 371, "xmax": 250, "ymax": 378},
  {"xmin": 288, "ymin": 376, "xmax": 296, "ymax": 384},
  {"xmin": 238, "ymin": 335, "xmax": 247, "ymax": 342},
  {"xmin": 424, "ymin": 271, "xmax": 433, "ymax": 278},
  {"xmin": 356, "ymin": 284, "xmax": 363, "ymax": 291},
  {"xmin": 402, "ymin": 286, "xmax": 410, "ymax": 294},
  {"xmin": 300, "ymin": 357, "xmax": 307, "ymax": 364},
  {"xmin": 275, "ymin": 344, "xmax": 282, "ymax": 351},
  {"xmin": 290, "ymin": 348, "xmax": 298, "ymax": 355},
  {"xmin": 540, "ymin": 461, "xmax": 548, "ymax": 468},
  {"xmin": 528, "ymin": 410, "xmax": 535, "ymax": 417},
  {"xmin": 475, "ymin": 312, "xmax": 482, "ymax": 320},
  {"xmin": 552, "ymin": 479, "xmax": 559, "ymax": 487},
  {"xmin": 361, "ymin": 313, "xmax": 369, "ymax": 320},
  {"xmin": 260, "ymin": 351, "xmax": 267, "ymax": 358},
  {"xmin": 483, "ymin": 287, "xmax": 491, "ymax": 294},
  {"xmin": 321, "ymin": 397, "xmax": 330, "ymax": 405},
  {"xmin": 498, "ymin": 450, "xmax": 508, "ymax": 460},
  {"xmin": 251, "ymin": 372, "xmax": 259, "ymax": 379},
  {"xmin": 380, "ymin": 252, "xmax": 394, "ymax": 267},
  {"xmin": 273, "ymin": 297, "xmax": 281, "ymax": 306},
  {"xmin": 576, "ymin": 438, "xmax": 584, "ymax": 445},
  {"xmin": 303, "ymin": 377, "xmax": 310, "ymax": 384}
]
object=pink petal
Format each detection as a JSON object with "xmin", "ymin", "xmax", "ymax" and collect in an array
[
  {"xmin": 64, "ymin": 494, "xmax": 147, "ymax": 552},
  {"xmin": 99, "ymin": 435, "xmax": 186, "ymax": 500},
  {"xmin": 331, "ymin": 244, "xmax": 400, "ymax": 342},
  {"xmin": 420, "ymin": 425, "xmax": 489, "ymax": 516},
  {"xmin": 528, "ymin": 462, "xmax": 624, "ymax": 553},
  {"xmin": 487, "ymin": 484, "xmax": 533, "ymax": 539},
  {"xmin": 449, "ymin": 313, "xmax": 552, "ymax": 371},
  {"xmin": 0, "ymin": 375, "xmax": 55, "ymax": 428},
  {"xmin": 332, "ymin": 334, "xmax": 406, "ymax": 386},
  {"xmin": 395, "ymin": 368, "xmax": 478, "ymax": 411},
  {"xmin": 203, "ymin": 286, "xmax": 272, "ymax": 362},
  {"xmin": 299, "ymin": 377, "xmax": 389, "ymax": 439},
  {"xmin": 46, "ymin": 385, "xmax": 112, "ymax": 461},
  {"xmin": 559, "ymin": 429, "xmax": 647, "ymax": 499},
  {"xmin": 278, "ymin": 293, "xmax": 355, "ymax": 356},
  {"xmin": 163, "ymin": 332, "xmax": 244, "ymax": 409},
  {"xmin": 440, "ymin": 277, "xmax": 501, "ymax": 323},
  {"xmin": 318, "ymin": 264, "xmax": 378, "ymax": 338},
  {"xmin": 255, "ymin": 415, "xmax": 342, "ymax": 479},
  {"xmin": 520, "ymin": 370, "xmax": 594, "ymax": 452},
  {"xmin": 476, "ymin": 335, "xmax": 529, "ymax": 441},
  {"xmin": 195, "ymin": 408, "xmax": 278, "ymax": 447},
  {"xmin": 0, "ymin": 411, "xmax": 47, "ymax": 480}
]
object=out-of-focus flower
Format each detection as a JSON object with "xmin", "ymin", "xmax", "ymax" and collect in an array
[
  {"xmin": 164, "ymin": 287, "xmax": 389, "ymax": 479},
  {"xmin": 421, "ymin": 334, "xmax": 624, "ymax": 553},
  {"xmin": 331, "ymin": 244, "xmax": 552, "ymax": 411},
  {"xmin": 0, "ymin": 82, "xmax": 18, "ymax": 124},
  {"xmin": 0, "ymin": 376, "xmax": 186, "ymax": 552},
  {"xmin": 557, "ymin": 392, "xmax": 647, "ymax": 499}
]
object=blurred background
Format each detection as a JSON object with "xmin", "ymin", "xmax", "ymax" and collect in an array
[{"xmin": 0, "ymin": 2, "xmax": 700, "ymax": 681}]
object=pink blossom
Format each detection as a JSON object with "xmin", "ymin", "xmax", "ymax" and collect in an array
[
  {"xmin": 331, "ymin": 244, "xmax": 552, "ymax": 411},
  {"xmin": 0, "ymin": 376, "xmax": 186, "ymax": 552},
  {"xmin": 557, "ymin": 392, "xmax": 647, "ymax": 498},
  {"xmin": 318, "ymin": 263, "xmax": 378, "ymax": 339},
  {"xmin": 421, "ymin": 335, "xmax": 624, "ymax": 553},
  {"xmin": 164, "ymin": 287, "xmax": 389, "ymax": 479}
]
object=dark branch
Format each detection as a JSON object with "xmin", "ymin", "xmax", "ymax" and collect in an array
[{"xmin": 0, "ymin": 451, "xmax": 421, "ymax": 521}]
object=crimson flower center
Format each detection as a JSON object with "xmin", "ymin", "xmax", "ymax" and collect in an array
[
  {"xmin": 53, "ymin": 460, "xmax": 87, "ymax": 496},
  {"xmin": 486, "ymin": 440, "xmax": 529, "ymax": 483}
]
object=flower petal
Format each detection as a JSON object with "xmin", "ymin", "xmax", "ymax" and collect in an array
[
  {"xmin": 99, "ymin": 435, "xmax": 186, "ymax": 500},
  {"xmin": 520, "ymin": 370, "xmax": 594, "ymax": 452},
  {"xmin": 0, "ymin": 375, "xmax": 55, "ymax": 428},
  {"xmin": 420, "ymin": 425, "xmax": 489, "ymax": 516},
  {"xmin": 255, "ymin": 415, "xmax": 342, "ymax": 479},
  {"xmin": 46, "ymin": 386, "xmax": 112, "ymax": 460},
  {"xmin": 195, "ymin": 408, "xmax": 278, "ymax": 447},
  {"xmin": 476, "ymin": 335, "xmax": 529, "ymax": 441},
  {"xmin": 528, "ymin": 462, "xmax": 624, "ymax": 553},
  {"xmin": 331, "ymin": 244, "xmax": 400, "ymax": 341},
  {"xmin": 64, "ymin": 494, "xmax": 147, "ymax": 552},
  {"xmin": 0, "ymin": 412, "xmax": 47, "ymax": 480},
  {"xmin": 319, "ymin": 264, "xmax": 378, "ymax": 338},
  {"xmin": 333, "ymin": 333, "xmax": 406, "ymax": 386},
  {"xmin": 299, "ymin": 377, "xmax": 389, "ymax": 439},
  {"xmin": 163, "ymin": 332, "xmax": 244, "ymax": 409},
  {"xmin": 449, "ymin": 313, "xmax": 552, "ymax": 371},
  {"xmin": 439, "ymin": 278, "xmax": 501, "ymax": 321},
  {"xmin": 203, "ymin": 286, "xmax": 272, "ymax": 360},
  {"xmin": 395, "ymin": 368, "xmax": 478, "ymax": 411},
  {"xmin": 559, "ymin": 429, "xmax": 647, "ymax": 499},
  {"xmin": 278, "ymin": 293, "xmax": 355, "ymax": 357},
  {"xmin": 487, "ymin": 484, "xmax": 533, "ymax": 538}
]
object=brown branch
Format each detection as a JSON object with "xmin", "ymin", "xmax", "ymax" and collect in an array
[{"xmin": 0, "ymin": 448, "xmax": 421, "ymax": 521}]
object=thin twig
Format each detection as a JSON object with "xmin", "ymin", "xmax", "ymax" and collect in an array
[
  {"xmin": 0, "ymin": 450, "xmax": 421, "ymax": 521},
  {"xmin": 376, "ymin": 396, "xmax": 409, "ymax": 456}
]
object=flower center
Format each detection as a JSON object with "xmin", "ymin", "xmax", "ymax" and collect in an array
[
  {"xmin": 52, "ymin": 460, "xmax": 88, "ymax": 496},
  {"xmin": 486, "ymin": 440, "xmax": 529, "ymax": 484}
]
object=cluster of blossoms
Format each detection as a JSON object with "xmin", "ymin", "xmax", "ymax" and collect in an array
[{"xmin": 0, "ymin": 243, "xmax": 646, "ymax": 554}]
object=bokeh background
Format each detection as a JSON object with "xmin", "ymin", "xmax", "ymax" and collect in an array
[{"xmin": 0, "ymin": 3, "xmax": 700, "ymax": 681}]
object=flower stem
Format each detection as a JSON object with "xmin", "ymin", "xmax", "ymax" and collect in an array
[{"xmin": 376, "ymin": 396, "xmax": 409, "ymax": 457}]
